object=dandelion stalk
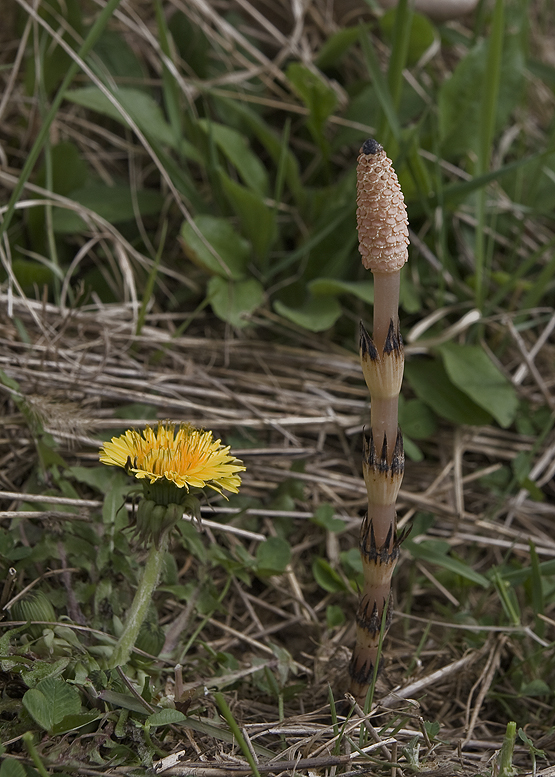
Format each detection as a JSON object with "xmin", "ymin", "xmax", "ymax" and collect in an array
[
  {"xmin": 109, "ymin": 533, "xmax": 170, "ymax": 668},
  {"xmin": 349, "ymin": 139, "xmax": 409, "ymax": 706},
  {"xmin": 100, "ymin": 421, "xmax": 245, "ymax": 668}
]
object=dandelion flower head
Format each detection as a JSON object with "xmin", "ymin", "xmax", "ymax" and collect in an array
[{"xmin": 99, "ymin": 422, "xmax": 244, "ymax": 494}]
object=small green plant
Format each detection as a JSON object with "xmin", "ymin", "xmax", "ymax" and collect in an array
[{"xmin": 98, "ymin": 421, "xmax": 244, "ymax": 667}]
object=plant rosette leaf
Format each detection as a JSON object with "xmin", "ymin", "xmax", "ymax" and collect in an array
[
  {"xmin": 438, "ymin": 33, "xmax": 525, "ymax": 158},
  {"xmin": 219, "ymin": 171, "xmax": 277, "ymax": 260},
  {"xmin": 438, "ymin": 342, "xmax": 518, "ymax": 428},
  {"xmin": 22, "ymin": 676, "xmax": 81, "ymax": 733},
  {"xmin": 181, "ymin": 215, "xmax": 250, "ymax": 280},
  {"xmin": 286, "ymin": 62, "xmax": 337, "ymax": 150},
  {"xmin": 0, "ymin": 758, "xmax": 27, "ymax": 777},
  {"xmin": 312, "ymin": 558, "xmax": 349, "ymax": 593},
  {"xmin": 405, "ymin": 539, "xmax": 489, "ymax": 588},
  {"xmin": 147, "ymin": 709, "xmax": 187, "ymax": 727},
  {"xmin": 405, "ymin": 358, "xmax": 492, "ymax": 426},
  {"xmin": 197, "ymin": 119, "xmax": 269, "ymax": 195},
  {"xmin": 207, "ymin": 276, "xmax": 264, "ymax": 328},
  {"xmin": 311, "ymin": 503, "xmax": 344, "ymax": 532},
  {"xmin": 309, "ymin": 278, "xmax": 374, "ymax": 305},
  {"xmin": 65, "ymin": 86, "xmax": 199, "ymax": 158},
  {"xmin": 255, "ymin": 537, "xmax": 291, "ymax": 577},
  {"xmin": 274, "ymin": 296, "xmax": 342, "ymax": 332}
]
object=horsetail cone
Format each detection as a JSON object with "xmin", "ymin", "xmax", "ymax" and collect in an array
[
  {"xmin": 357, "ymin": 139, "xmax": 409, "ymax": 356},
  {"xmin": 356, "ymin": 139, "xmax": 409, "ymax": 275},
  {"xmin": 349, "ymin": 140, "xmax": 409, "ymax": 706}
]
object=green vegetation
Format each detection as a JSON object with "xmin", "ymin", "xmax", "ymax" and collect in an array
[{"xmin": 0, "ymin": 0, "xmax": 554, "ymax": 773}]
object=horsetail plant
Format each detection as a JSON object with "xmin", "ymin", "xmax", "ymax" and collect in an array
[{"xmin": 349, "ymin": 139, "xmax": 409, "ymax": 706}]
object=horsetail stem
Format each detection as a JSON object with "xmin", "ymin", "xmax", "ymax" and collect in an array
[{"xmin": 349, "ymin": 139, "xmax": 409, "ymax": 706}]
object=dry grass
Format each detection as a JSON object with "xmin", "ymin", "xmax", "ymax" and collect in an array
[
  {"xmin": 2, "ymin": 0, "xmax": 555, "ymax": 773},
  {"xmin": 1, "ymin": 292, "xmax": 555, "ymax": 774}
]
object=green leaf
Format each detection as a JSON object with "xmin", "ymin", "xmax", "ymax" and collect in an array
[
  {"xmin": 274, "ymin": 296, "xmax": 342, "ymax": 332},
  {"xmin": 312, "ymin": 558, "xmax": 348, "ymax": 593},
  {"xmin": 98, "ymin": 690, "xmax": 151, "ymax": 714},
  {"xmin": 438, "ymin": 34, "xmax": 525, "ymax": 157},
  {"xmin": 198, "ymin": 120, "xmax": 269, "ymax": 195},
  {"xmin": 0, "ymin": 759, "xmax": 27, "ymax": 777},
  {"xmin": 519, "ymin": 679, "xmax": 551, "ymax": 698},
  {"xmin": 52, "ymin": 183, "xmax": 164, "ymax": 232},
  {"xmin": 51, "ymin": 711, "xmax": 100, "ymax": 735},
  {"xmin": 438, "ymin": 343, "xmax": 518, "ymax": 428},
  {"xmin": 93, "ymin": 30, "xmax": 148, "ymax": 83},
  {"xmin": 326, "ymin": 604, "xmax": 345, "ymax": 629},
  {"xmin": 405, "ymin": 539, "xmax": 489, "ymax": 587},
  {"xmin": 311, "ymin": 503, "xmax": 344, "ymax": 532},
  {"xmin": 316, "ymin": 25, "xmax": 366, "ymax": 70},
  {"xmin": 65, "ymin": 86, "xmax": 198, "ymax": 158},
  {"xmin": 211, "ymin": 97, "xmax": 305, "ymax": 206},
  {"xmin": 168, "ymin": 11, "xmax": 209, "ymax": 78},
  {"xmin": 256, "ymin": 537, "xmax": 291, "ymax": 576},
  {"xmin": 309, "ymin": 278, "xmax": 374, "ymax": 304},
  {"xmin": 22, "ymin": 677, "xmax": 81, "ymax": 732},
  {"xmin": 207, "ymin": 276, "xmax": 264, "ymax": 328},
  {"xmin": 219, "ymin": 172, "xmax": 277, "ymax": 260},
  {"xmin": 379, "ymin": 10, "xmax": 436, "ymax": 67},
  {"xmin": 399, "ymin": 398, "xmax": 437, "ymax": 440},
  {"xmin": 147, "ymin": 708, "xmax": 187, "ymax": 727},
  {"xmin": 181, "ymin": 215, "xmax": 250, "ymax": 280},
  {"xmin": 35, "ymin": 141, "xmax": 88, "ymax": 196},
  {"xmin": 405, "ymin": 358, "xmax": 492, "ymax": 426},
  {"xmin": 286, "ymin": 62, "xmax": 337, "ymax": 150}
]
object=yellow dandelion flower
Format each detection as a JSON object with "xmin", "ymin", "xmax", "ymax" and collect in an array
[{"xmin": 99, "ymin": 422, "xmax": 245, "ymax": 494}]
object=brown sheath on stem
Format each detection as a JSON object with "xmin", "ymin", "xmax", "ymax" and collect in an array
[{"xmin": 349, "ymin": 139, "xmax": 409, "ymax": 706}]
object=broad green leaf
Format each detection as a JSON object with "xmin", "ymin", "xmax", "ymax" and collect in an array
[
  {"xmin": 519, "ymin": 679, "xmax": 551, "ymax": 698},
  {"xmin": 273, "ymin": 296, "xmax": 342, "ymax": 332},
  {"xmin": 340, "ymin": 548, "xmax": 363, "ymax": 576},
  {"xmin": 212, "ymin": 97, "xmax": 305, "ymax": 205},
  {"xmin": 311, "ymin": 503, "xmax": 344, "ymax": 532},
  {"xmin": 93, "ymin": 30, "xmax": 148, "ymax": 83},
  {"xmin": 181, "ymin": 215, "xmax": 250, "ymax": 280},
  {"xmin": 316, "ymin": 25, "xmax": 366, "ymax": 70},
  {"xmin": 405, "ymin": 358, "xmax": 492, "ymax": 426},
  {"xmin": 438, "ymin": 34, "xmax": 525, "ymax": 157},
  {"xmin": 379, "ymin": 10, "xmax": 436, "ymax": 66},
  {"xmin": 287, "ymin": 62, "xmax": 337, "ymax": 150},
  {"xmin": 405, "ymin": 540, "xmax": 489, "ymax": 587},
  {"xmin": 309, "ymin": 278, "xmax": 374, "ymax": 304},
  {"xmin": 65, "ymin": 86, "xmax": 198, "ymax": 159},
  {"xmin": 98, "ymin": 690, "xmax": 151, "ymax": 714},
  {"xmin": 438, "ymin": 343, "xmax": 518, "ymax": 428},
  {"xmin": 35, "ymin": 141, "xmax": 88, "ymax": 196},
  {"xmin": 326, "ymin": 605, "xmax": 345, "ymax": 629},
  {"xmin": 51, "ymin": 711, "xmax": 100, "ymax": 735},
  {"xmin": 219, "ymin": 172, "xmax": 277, "ymax": 260},
  {"xmin": 10, "ymin": 259, "xmax": 54, "ymax": 290},
  {"xmin": 168, "ymin": 11, "xmax": 209, "ymax": 78},
  {"xmin": 399, "ymin": 398, "xmax": 437, "ymax": 440},
  {"xmin": 256, "ymin": 537, "xmax": 291, "ymax": 576},
  {"xmin": 21, "ymin": 657, "xmax": 70, "ymax": 688},
  {"xmin": 52, "ymin": 183, "xmax": 164, "ymax": 232},
  {"xmin": 147, "ymin": 709, "xmax": 187, "ymax": 727},
  {"xmin": 0, "ymin": 759, "xmax": 26, "ymax": 777},
  {"xmin": 312, "ymin": 558, "xmax": 348, "ymax": 593},
  {"xmin": 198, "ymin": 120, "xmax": 269, "ymax": 195},
  {"xmin": 23, "ymin": 676, "xmax": 81, "ymax": 732},
  {"xmin": 207, "ymin": 276, "xmax": 264, "ymax": 328}
]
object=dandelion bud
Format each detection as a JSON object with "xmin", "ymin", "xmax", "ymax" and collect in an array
[
  {"xmin": 356, "ymin": 139, "xmax": 409, "ymax": 273},
  {"xmin": 11, "ymin": 590, "xmax": 56, "ymax": 638}
]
